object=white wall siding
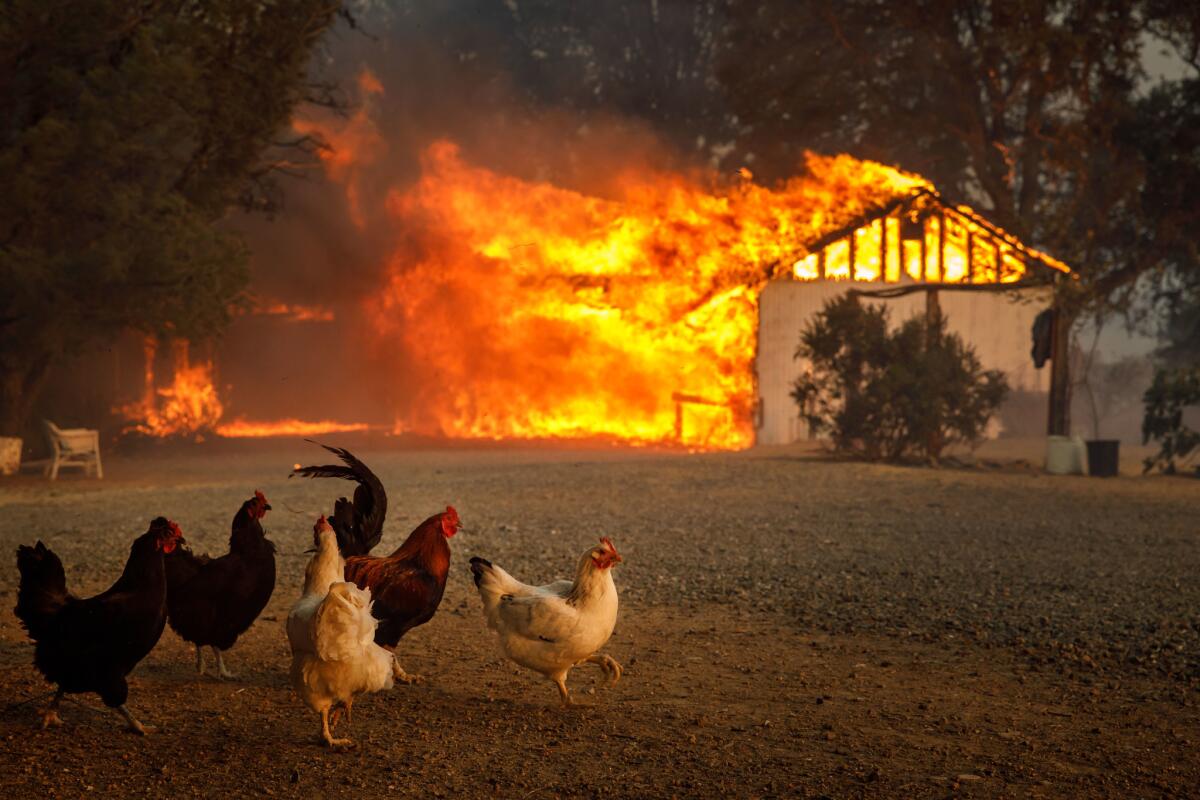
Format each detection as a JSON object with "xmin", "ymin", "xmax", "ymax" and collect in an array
[{"xmin": 755, "ymin": 281, "xmax": 1051, "ymax": 445}]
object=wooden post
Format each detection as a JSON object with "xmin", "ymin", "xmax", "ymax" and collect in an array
[
  {"xmin": 925, "ymin": 288, "xmax": 942, "ymax": 458},
  {"xmin": 817, "ymin": 249, "xmax": 826, "ymax": 280},
  {"xmin": 919, "ymin": 217, "xmax": 928, "ymax": 281},
  {"xmin": 966, "ymin": 232, "xmax": 975, "ymax": 282},
  {"xmin": 848, "ymin": 233, "xmax": 857, "ymax": 280},
  {"xmin": 1047, "ymin": 306, "xmax": 1072, "ymax": 436},
  {"xmin": 936, "ymin": 213, "xmax": 945, "ymax": 282},
  {"xmin": 878, "ymin": 217, "xmax": 887, "ymax": 281}
]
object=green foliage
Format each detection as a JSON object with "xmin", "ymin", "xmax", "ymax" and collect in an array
[
  {"xmin": 1141, "ymin": 367, "xmax": 1200, "ymax": 475},
  {"xmin": 792, "ymin": 295, "xmax": 1009, "ymax": 462},
  {"xmin": 0, "ymin": 0, "xmax": 342, "ymax": 434}
]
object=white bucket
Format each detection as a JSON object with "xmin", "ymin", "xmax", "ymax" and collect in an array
[
  {"xmin": 0, "ymin": 437, "xmax": 21, "ymax": 476},
  {"xmin": 1045, "ymin": 435, "xmax": 1086, "ymax": 475}
]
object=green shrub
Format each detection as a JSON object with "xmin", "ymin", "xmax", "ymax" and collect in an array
[
  {"xmin": 791, "ymin": 294, "xmax": 1009, "ymax": 462},
  {"xmin": 1141, "ymin": 367, "xmax": 1200, "ymax": 475}
]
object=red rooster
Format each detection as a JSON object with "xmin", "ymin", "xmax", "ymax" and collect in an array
[
  {"xmin": 343, "ymin": 507, "xmax": 461, "ymax": 682},
  {"xmin": 292, "ymin": 444, "xmax": 461, "ymax": 682},
  {"xmin": 14, "ymin": 518, "xmax": 185, "ymax": 734},
  {"xmin": 163, "ymin": 490, "xmax": 276, "ymax": 678}
]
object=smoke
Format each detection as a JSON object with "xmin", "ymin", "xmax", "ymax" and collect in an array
[{"xmin": 219, "ymin": 2, "xmax": 724, "ymax": 427}]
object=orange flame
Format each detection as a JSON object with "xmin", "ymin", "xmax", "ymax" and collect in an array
[
  {"xmin": 214, "ymin": 418, "xmax": 371, "ymax": 438},
  {"xmin": 154, "ymin": 66, "xmax": 1065, "ymax": 451},
  {"xmin": 292, "ymin": 69, "xmax": 385, "ymax": 229},
  {"xmin": 254, "ymin": 302, "xmax": 336, "ymax": 322},
  {"xmin": 120, "ymin": 339, "xmax": 369, "ymax": 440},
  {"xmin": 361, "ymin": 142, "xmax": 933, "ymax": 449},
  {"xmin": 120, "ymin": 340, "xmax": 224, "ymax": 438}
]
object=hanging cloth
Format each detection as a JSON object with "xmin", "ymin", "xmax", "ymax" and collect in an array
[{"xmin": 1031, "ymin": 308, "xmax": 1054, "ymax": 368}]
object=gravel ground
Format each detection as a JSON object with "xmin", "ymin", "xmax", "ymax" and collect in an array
[{"xmin": 0, "ymin": 440, "xmax": 1196, "ymax": 797}]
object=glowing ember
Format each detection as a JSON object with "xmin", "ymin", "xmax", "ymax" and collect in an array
[
  {"xmin": 254, "ymin": 302, "xmax": 336, "ymax": 322},
  {"xmin": 214, "ymin": 418, "xmax": 371, "ymax": 438}
]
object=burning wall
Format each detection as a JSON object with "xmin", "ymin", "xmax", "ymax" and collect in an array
[
  {"xmin": 338, "ymin": 136, "xmax": 1062, "ymax": 450},
  {"xmin": 359, "ymin": 142, "xmax": 934, "ymax": 449}
]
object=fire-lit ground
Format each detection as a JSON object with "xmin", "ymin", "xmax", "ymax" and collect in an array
[{"xmin": 0, "ymin": 443, "xmax": 1196, "ymax": 798}]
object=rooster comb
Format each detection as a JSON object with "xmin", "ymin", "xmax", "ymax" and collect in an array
[{"xmin": 254, "ymin": 490, "xmax": 268, "ymax": 505}]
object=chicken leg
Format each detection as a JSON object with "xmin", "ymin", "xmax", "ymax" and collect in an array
[
  {"xmin": 383, "ymin": 645, "xmax": 422, "ymax": 684},
  {"xmin": 554, "ymin": 676, "xmax": 573, "ymax": 708},
  {"xmin": 40, "ymin": 690, "xmax": 65, "ymax": 729},
  {"xmin": 213, "ymin": 647, "xmax": 235, "ymax": 679},
  {"xmin": 329, "ymin": 698, "xmax": 354, "ymax": 731},
  {"xmin": 117, "ymin": 705, "xmax": 155, "ymax": 736},
  {"xmin": 583, "ymin": 653, "xmax": 623, "ymax": 686},
  {"xmin": 321, "ymin": 706, "xmax": 353, "ymax": 748}
]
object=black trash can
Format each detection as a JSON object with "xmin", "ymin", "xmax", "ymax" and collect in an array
[{"xmin": 1085, "ymin": 439, "xmax": 1120, "ymax": 477}]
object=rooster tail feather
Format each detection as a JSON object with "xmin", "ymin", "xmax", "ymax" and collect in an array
[
  {"xmin": 15, "ymin": 542, "xmax": 69, "ymax": 638},
  {"xmin": 289, "ymin": 464, "xmax": 357, "ymax": 481},
  {"xmin": 291, "ymin": 441, "xmax": 387, "ymax": 557}
]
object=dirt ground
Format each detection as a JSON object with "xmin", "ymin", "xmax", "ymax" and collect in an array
[{"xmin": 0, "ymin": 440, "xmax": 1196, "ymax": 798}]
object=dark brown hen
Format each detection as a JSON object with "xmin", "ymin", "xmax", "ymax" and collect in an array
[
  {"xmin": 14, "ymin": 518, "xmax": 185, "ymax": 734},
  {"xmin": 164, "ymin": 491, "xmax": 276, "ymax": 678}
]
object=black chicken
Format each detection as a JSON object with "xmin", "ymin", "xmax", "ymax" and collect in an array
[
  {"xmin": 163, "ymin": 490, "xmax": 276, "ymax": 678},
  {"xmin": 14, "ymin": 517, "xmax": 185, "ymax": 734}
]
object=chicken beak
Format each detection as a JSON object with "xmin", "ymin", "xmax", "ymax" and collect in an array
[{"xmin": 264, "ymin": 503, "xmax": 273, "ymax": 511}]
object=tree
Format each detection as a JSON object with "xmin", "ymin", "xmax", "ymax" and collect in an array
[
  {"xmin": 1137, "ymin": 74, "xmax": 1200, "ymax": 368},
  {"xmin": 792, "ymin": 294, "xmax": 1009, "ymax": 462},
  {"xmin": 720, "ymin": 1, "xmax": 1200, "ymax": 431},
  {"xmin": 1141, "ymin": 366, "xmax": 1200, "ymax": 474},
  {"xmin": 0, "ymin": 0, "xmax": 345, "ymax": 436}
]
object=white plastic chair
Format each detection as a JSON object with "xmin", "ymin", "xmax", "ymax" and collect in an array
[{"xmin": 43, "ymin": 419, "xmax": 103, "ymax": 480}]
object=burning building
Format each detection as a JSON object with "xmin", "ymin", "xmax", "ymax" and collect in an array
[
  {"xmin": 757, "ymin": 189, "xmax": 1069, "ymax": 445},
  {"xmin": 355, "ymin": 143, "xmax": 1068, "ymax": 450},
  {"xmin": 99, "ymin": 139, "xmax": 1068, "ymax": 451}
]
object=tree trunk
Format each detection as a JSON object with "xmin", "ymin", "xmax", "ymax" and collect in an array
[
  {"xmin": 926, "ymin": 289, "xmax": 943, "ymax": 459},
  {"xmin": 1046, "ymin": 307, "xmax": 1072, "ymax": 436},
  {"xmin": 0, "ymin": 352, "xmax": 54, "ymax": 438}
]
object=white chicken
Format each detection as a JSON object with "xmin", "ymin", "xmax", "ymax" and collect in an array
[
  {"xmin": 469, "ymin": 537, "xmax": 623, "ymax": 707},
  {"xmin": 286, "ymin": 516, "xmax": 393, "ymax": 748}
]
